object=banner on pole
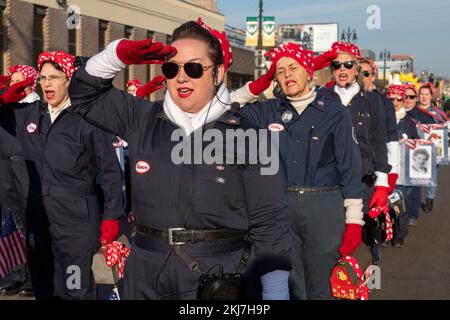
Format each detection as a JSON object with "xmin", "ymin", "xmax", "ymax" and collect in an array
[
  {"xmin": 246, "ymin": 17, "xmax": 258, "ymax": 47},
  {"xmin": 262, "ymin": 16, "xmax": 276, "ymax": 47}
]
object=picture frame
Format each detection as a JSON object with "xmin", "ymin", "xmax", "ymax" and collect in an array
[
  {"xmin": 397, "ymin": 139, "xmax": 437, "ymax": 187},
  {"xmin": 417, "ymin": 124, "xmax": 449, "ymax": 165}
]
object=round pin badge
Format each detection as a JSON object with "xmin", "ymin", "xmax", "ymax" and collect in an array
[{"xmin": 281, "ymin": 111, "xmax": 293, "ymax": 123}]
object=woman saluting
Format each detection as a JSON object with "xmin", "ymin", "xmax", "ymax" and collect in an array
[{"xmin": 69, "ymin": 19, "xmax": 291, "ymax": 300}]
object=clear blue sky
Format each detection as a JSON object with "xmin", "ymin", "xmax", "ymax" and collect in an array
[{"xmin": 216, "ymin": 0, "xmax": 450, "ymax": 79}]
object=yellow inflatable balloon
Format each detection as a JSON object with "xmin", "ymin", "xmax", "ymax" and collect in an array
[{"xmin": 399, "ymin": 73, "xmax": 420, "ymax": 89}]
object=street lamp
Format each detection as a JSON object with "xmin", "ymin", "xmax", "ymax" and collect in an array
[
  {"xmin": 257, "ymin": 0, "xmax": 263, "ymax": 79},
  {"xmin": 380, "ymin": 49, "xmax": 390, "ymax": 84},
  {"xmin": 341, "ymin": 27, "xmax": 357, "ymax": 43}
]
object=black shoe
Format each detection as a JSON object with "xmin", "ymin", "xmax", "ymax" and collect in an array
[
  {"xmin": 393, "ymin": 238, "xmax": 405, "ymax": 248},
  {"xmin": 423, "ymin": 198, "xmax": 433, "ymax": 212},
  {"xmin": 380, "ymin": 240, "xmax": 391, "ymax": 247},
  {"xmin": 0, "ymin": 281, "xmax": 22, "ymax": 296},
  {"xmin": 18, "ymin": 283, "xmax": 34, "ymax": 297}
]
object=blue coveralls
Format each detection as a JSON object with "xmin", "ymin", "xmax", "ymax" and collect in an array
[
  {"xmin": 238, "ymin": 88, "xmax": 363, "ymax": 300},
  {"xmin": 0, "ymin": 125, "xmax": 30, "ymax": 289},
  {"xmin": 69, "ymin": 65, "xmax": 292, "ymax": 300},
  {"xmin": 328, "ymin": 87, "xmax": 390, "ymax": 263},
  {"xmin": 0, "ymin": 100, "xmax": 124, "ymax": 299},
  {"xmin": 395, "ymin": 114, "xmax": 420, "ymax": 237}
]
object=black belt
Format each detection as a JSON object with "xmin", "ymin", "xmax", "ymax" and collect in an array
[
  {"xmin": 136, "ymin": 224, "xmax": 248, "ymax": 245},
  {"xmin": 285, "ymin": 186, "xmax": 340, "ymax": 193}
]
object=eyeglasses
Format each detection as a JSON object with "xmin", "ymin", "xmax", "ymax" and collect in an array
[
  {"xmin": 405, "ymin": 95, "xmax": 417, "ymax": 100},
  {"xmin": 330, "ymin": 60, "xmax": 357, "ymax": 71},
  {"xmin": 162, "ymin": 62, "xmax": 215, "ymax": 79},
  {"xmin": 37, "ymin": 75, "xmax": 67, "ymax": 84},
  {"xmin": 362, "ymin": 70, "xmax": 373, "ymax": 78},
  {"xmin": 389, "ymin": 97, "xmax": 404, "ymax": 102}
]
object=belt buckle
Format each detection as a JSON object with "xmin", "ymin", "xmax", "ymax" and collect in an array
[{"xmin": 168, "ymin": 228, "xmax": 186, "ymax": 245}]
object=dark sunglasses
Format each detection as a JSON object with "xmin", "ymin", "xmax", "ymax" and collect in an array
[
  {"xmin": 362, "ymin": 70, "xmax": 373, "ymax": 78},
  {"xmin": 405, "ymin": 95, "xmax": 417, "ymax": 100},
  {"xmin": 389, "ymin": 97, "xmax": 404, "ymax": 102},
  {"xmin": 330, "ymin": 60, "xmax": 357, "ymax": 70},
  {"xmin": 162, "ymin": 62, "xmax": 214, "ymax": 79}
]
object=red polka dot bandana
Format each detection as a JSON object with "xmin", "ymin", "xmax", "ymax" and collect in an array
[
  {"xmin": 196, "ymin": 17, "xmax": 233, "ymax": 72},
  {"xmin": 403, "ymin": 82, "xmax": 417, "ymax": 94},
  {"xmin": 126, "ymin": 79, "xmax": 142, "ymax": 89},
  {"xmin": 104, "ymin": 241, "xmax": 131, "ymax": 279},
  {"xmin": 8, "ymin": 65, "xmax": 39, "ymax": 91},
  {"xmin": 331, "ymin": 41, "xmax": 361, "ymax": 60},
  {"xmin": 387, "ymin": 84, "xmax": 406, "ymax": 99},
  {"xmin": 264, "ymin": 42, "xmax": 315, "ymax": 78},
  {"xmin": 369, "ymin": 205, "xmax": 393, "ymax": 241},
  {"xmin": 38, "ymin": 50, "xmax": 75, "ymax": 80}
]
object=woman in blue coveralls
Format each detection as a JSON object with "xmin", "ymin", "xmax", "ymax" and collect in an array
[
  {"xmin": 387, "ymin": 84, "xmax": 420, "ymax": 247},
  {"xmin": 69, "ymin": 18, "xmax": 292, "ymax": 300},
  {"xmin": 408, "ymin": 83, "xmax": 448, "ymax": 212},
  {"xmin": 231, "ymin": 42, "xmax": 364, "ymax": 300}
]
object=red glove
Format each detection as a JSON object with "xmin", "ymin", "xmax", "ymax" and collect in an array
[
  {"xmin": 313, "ymin": 49, "xmax": 338, "ymax": 71},
  {"xmin": 387, "ymin": 173, "xmax": 398, "ymax": 194},
  {"xmin": 116, "ymin": 38, "xmax": 177, "ymax": 65},
  {"xmin": 0, "ymin": 78, "xmax": 33, "ymax": 106},
  {"xmin": 0, "ymin": 75, "xmax": 11, "ymax": 91},
  {"xmin": 135, "ymin": 75, "xmax": 166, "ymax": 98},
  {"xmin": 369, "ymin": 186, "xmax": 389, "ymax": 209},
  {"xmin": 99, "ymin": 219, "xmax": 120, "ymax": 246},
  {"xmin": 338, "ymin": 224, "xmax": 362, "ymax": 257},
  {"xmin": 248, "ymin": 63, "xmax": 276, "ymax": 96}
]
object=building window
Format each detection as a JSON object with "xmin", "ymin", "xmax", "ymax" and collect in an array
[
  {"xmin": 0, "ymin": 1, "xmax": 6, "ymax": 74},
  {"xmin": 33, "ymin": 5, "xmax": 46, "ymax": 69},
  {"xmin": 98, "ymin": 20, "xmax": 108, "ymax": 51},
  {"xmin": 68, "ymin": 28, "xmax": 77, "ymax": 56}
]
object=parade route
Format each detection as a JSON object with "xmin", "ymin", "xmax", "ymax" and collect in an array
[{"xmin": 362, "ymin": 165, "xmax": 450, "ymax": 300}]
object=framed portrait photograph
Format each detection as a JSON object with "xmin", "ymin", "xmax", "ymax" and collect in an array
[
  {"xmin": 398, "ymin": 139, "xmax": 437, "ymax": 187},
  {"xmin": 418, "ymin": 124, "xmax": 449, "ymax": 165}
]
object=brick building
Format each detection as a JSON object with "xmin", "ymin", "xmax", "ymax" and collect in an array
[{"xmin": 0, "ymin": 0, "xmax": 224, "ymax": 100}]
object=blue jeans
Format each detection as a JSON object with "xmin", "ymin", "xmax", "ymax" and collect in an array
[{"xmin": 425, "ymin": 165, "xmax": 439, "ymax": 199}]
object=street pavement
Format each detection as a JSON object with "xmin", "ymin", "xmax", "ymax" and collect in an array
[
  {"xmin": 2, "ymin": 166, "xmax": 450, "ymax": 300},
  {"xmin": 356, "ymin": 164, "xmax": 450, "ymax": 300}
]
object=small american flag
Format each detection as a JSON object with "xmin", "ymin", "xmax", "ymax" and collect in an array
[
  {"xmin": 0, "ymin": 211, "xmax": 27, "ymax": 279},
  {"xmin": 107, "ymin": 286, "xmax": 120, "ymax": 300}
]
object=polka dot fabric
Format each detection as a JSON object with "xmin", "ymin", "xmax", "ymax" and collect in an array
[
  {"xmin": 331, "ymin": 41, "xmax": 361, "ymax": 60},
  {"xmin": 104, "ymin": 241, "xmax": 131, "ymax": 279},
  {"xmin": 196, "ymin": 17, "xmax": 233, "ymax": 72},
  {"xmin": 264, "ymin": 42, "xmax": 315, "ymax": 78},
  {"xmin": 38, "ymin": 50, "xmax": 75, "ymax": 80},
  {"xmin": 127, "ymin": 79, "xmax": 142, "ymax": 89},
  {"xmin": 342, "ymin": 256, "xmax": 369, "ymax": 300},
  {"xmin": 387, "ymin": 84, "xmax": 406, "ymax": 99},
  {"xmin": 8, "ymin": 65, "xmax": 39, "ymax": 91},
  {"xmin": 403, "ymin": 82, "xmax": 417, "ymax": 94},
  {"xmin": 369, "ymin": 205, "xmax": 394, "ymax": 241}
]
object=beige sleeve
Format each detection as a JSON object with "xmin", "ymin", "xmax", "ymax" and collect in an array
[
  {"xmin": 344, "ymin": 198, "xmax": 365, "ymax": 226},
  {"xmin": 230, "ymin": 82, "xmax": 259, "ymax": 106}
]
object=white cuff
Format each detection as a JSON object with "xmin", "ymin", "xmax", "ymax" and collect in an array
[
  {"xmin": 344, "ymin": 198, "xmax": 364, "ymax": 226},
  {"xmin": 374, "ymin": 171, "xmax": 389, "ymax": 187},
  {"xmin": 85, "ymin": 39, "xmax": 127, "ymax": 79},
  {"xmin": 387, "ymin": 141, "xmax": 400, "ymax": 174},
  {"xmin": 230, "ymin": 82, "xmax": 259, "ymax": 107}
]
